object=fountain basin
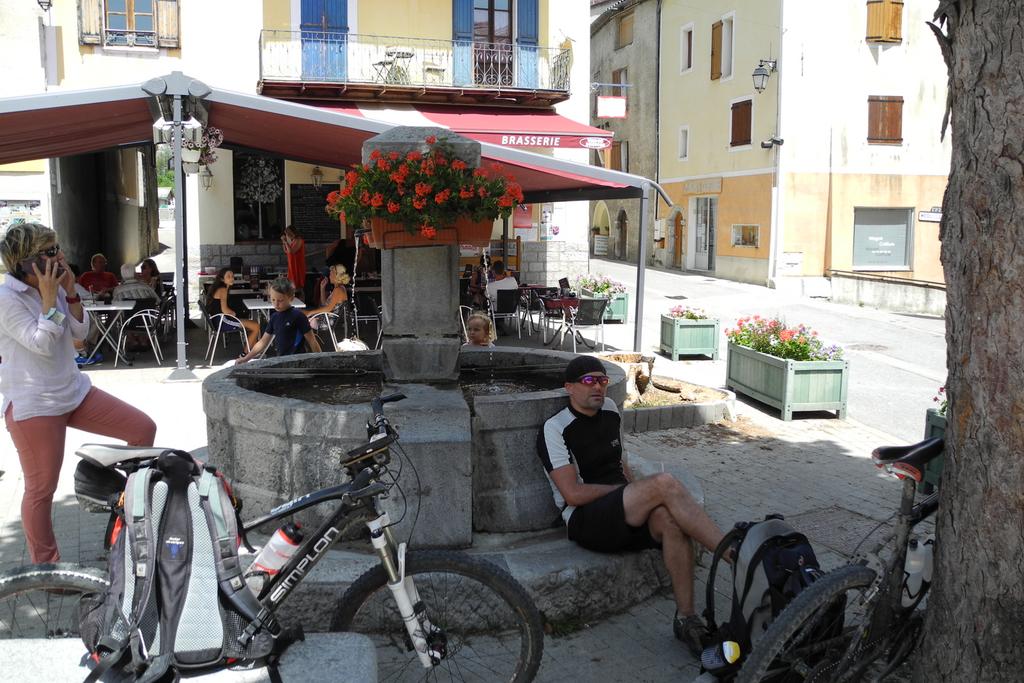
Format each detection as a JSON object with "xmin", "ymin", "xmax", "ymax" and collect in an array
[{"xmin": 202, "ymin": 348, "xmax": 626, "ymax": 543}]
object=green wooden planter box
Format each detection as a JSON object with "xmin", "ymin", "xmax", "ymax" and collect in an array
[
  {"xmin": 725, "ymin": 342, "xmax": 849, "ymax": 421},
  {"xmin": 582, "ymin": 289, "xmax": 629, "ymax": 323},
  {"xmin": 922, "ymin": 408, "xmax": 947, "ymax": 493},
  {"xmin": 659, "ymin": 315, "xmax": 720, "ymax": 360}
]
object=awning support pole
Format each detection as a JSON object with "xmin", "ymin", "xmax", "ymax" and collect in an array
[{"xmin": 633, "ymin": 182, "xmax": 652, "ymax": 352}]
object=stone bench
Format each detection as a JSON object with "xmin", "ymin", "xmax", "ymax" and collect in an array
[{"xmin": 0, "ymin": 632, "xmax": 376, "ymax": 682}]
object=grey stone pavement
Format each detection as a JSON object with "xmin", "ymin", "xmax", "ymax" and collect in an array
[{"xmin": 0, "ymin": 326, "xmax": 914, "ymax": 682}]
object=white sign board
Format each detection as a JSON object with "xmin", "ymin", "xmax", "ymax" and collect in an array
[
  {"xmin": 918, "ymin": 211, "xmax": 942, "ymax": 223},
  {"xmin": 596, "ymin": 96, "xmax": 627, "ymax": 119}
]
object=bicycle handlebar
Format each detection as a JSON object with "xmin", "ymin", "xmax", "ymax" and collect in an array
[{"xmin": 370, "ymin": 393, "xmax": 406, "ymax": 432}]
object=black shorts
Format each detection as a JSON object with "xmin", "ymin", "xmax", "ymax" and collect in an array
[{"xmin": 567, "ymin": 485, "xmax": 660, "ymax": 553}]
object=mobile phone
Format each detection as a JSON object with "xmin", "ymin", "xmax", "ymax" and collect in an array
[{"xmin": 19, "ymin": 256, "xmax": 64, "ymax": 278}]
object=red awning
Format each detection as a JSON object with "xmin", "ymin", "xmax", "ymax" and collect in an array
[{"xmin": 316, "ymin": 103, "xmax": 613, "ymax": 150}]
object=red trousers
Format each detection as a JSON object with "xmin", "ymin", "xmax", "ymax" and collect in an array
[{"xmin": 5, "ymin": 387, "xmax": 156, "ymax": 563}]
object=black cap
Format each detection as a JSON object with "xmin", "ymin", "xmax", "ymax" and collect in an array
[{"xmin": 564, "ymin": 355, "xmax": 607, "ymax": 382}]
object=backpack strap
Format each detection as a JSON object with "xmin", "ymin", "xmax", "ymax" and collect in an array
[{"xmin": 703, "ymin": 525, "xmax": 747, "ymax": 632}]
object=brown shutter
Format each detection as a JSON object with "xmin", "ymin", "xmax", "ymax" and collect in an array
[
  {"xmin": 710, "ymin": 21, "xmax": 722, "ymax": 80},
  {"xmin": 868, "ymin": 96, "xmax": 903, "ymax": 144},
  {"xmin": 867, "ymin": 0, "xmax": 903, "ymax": 43},
  {"xmin": 610, "ymin": 142, "xmax": 622, "ymax": 171},
  {"xmin": 156, "ymin": 0, "xmax": 180, "ymax": 48},
  {"xmin": 78, "ymin": 0, "xmax": 102, "ymax": 45},
  {"xmin": 731, "ymin": 100, "xmax": 752, "ymax": 146}
]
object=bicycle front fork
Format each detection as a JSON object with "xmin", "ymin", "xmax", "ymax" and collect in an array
[{"xmin": 366, "ymin": 512, "xmax": 443, "ymax": 669}]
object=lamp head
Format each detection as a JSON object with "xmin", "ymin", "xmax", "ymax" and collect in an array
[
  {"xmin": 37, "ymin": 0, "xmax": 53, "ymax": 11},
  {"xmin": 311, "ymin": 166, "xmax": 324, "ymax": 190},
  {"xmin": 752, "ymin": 59, "xmax": 777, "ymax": 94},
  {"xmin": 200, "ymin": 166, "xmax": 214, "ymax": 190}
]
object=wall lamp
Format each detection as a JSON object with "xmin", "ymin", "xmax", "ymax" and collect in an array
[
  {"xmin": 311, "ymin": 166, "xmax": 324, "ymax": 190},
  {"xmin": 752, "ymin": 59, "xmax": 777, "ymax": 94},
  {"xmin": 760, "ymin": 136, "xmax": 784, "ymax": 149},
  {"xmin": 37, "ymin": 0, "xmax": 53, "ymax": 11},
  {"xmin": 200, "ymin": 165, "xmax": 214, "ymax": 190}
]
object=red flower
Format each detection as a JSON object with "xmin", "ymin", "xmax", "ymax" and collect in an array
[
  {"xmin": 345, "ymin": 170, "xmax": 358, "ymax": 185},
  {"xmin": 473, "ymin": 168, "xmax": 488, "ymax": 178},
  {"xmin": 779, "ymin": 330, "xmax": 794, "ymax": 342},
  {"xmin": 478, "ymin": 187, "xmax": 489, "ymax": 198},
  {"xmin": 414, "ymin": 182, "xmax": 433, "ymax": 196},
  {"xmin": 434, "ymin": 189, "xmax": 451, "ymax": 204},
  {"xmin": 388, "ymin": 151, "xmax": 400, "ymax": 160},
  {"xmin": 459, "ymin": 188, "xmax": 475, "ymax": 199},
  {"xmin": 360, "ymin": 190, "xmax": 371, "ymax": 206},
  {"xmin": 497, "ymin": 194, "xmax": 514, "ymax": 208},
  {"xmin": 370, "ymin": 193, "xmax": 384, "ymax": 207},
  {"xmin": 387, "ymin": 200, "xmax": 401, "ymax": 214},
  {"xmin": 451, "ymin": 159, "xmax": 467, "ymax": 171},
  {"xmin": 413, "ymin": 197, "xmax": 426, "ymax": 210},
  {"xmin": 340, "ymin": 185, "xmax": 353, "ymax": 197},
  {"xmin": 425, "ymin": 135, "xmax": 437, "ymax": 144},
  {"xmin": 406, "ymin": 151, "xmax": 422, "ymax": 161},
  {"xmin": 370, "ymin": 149, "xmax": 382, "ymax": 160},
  {"xmin": 376, "ymin": 158, "xmax": 390, "ymax": 171},
  {"xmin": 421, "ymin": 225, "xmax": 437, "ymax": 238},
  {"xmin": 326, "ymin": 190, "xmax": 340, "ymax": 203}
]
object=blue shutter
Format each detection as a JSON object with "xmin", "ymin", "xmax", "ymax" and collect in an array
[
  {"xmin": 301, "ymin": 0, "xmax": 348, "ymax": 81},
  {"xmin": 453, "ymin": 0, "xmax": 473, "ymax": 86},
  {"xmin": 517, "ymin": 0, "xmax": 539, "ymax": 88}
]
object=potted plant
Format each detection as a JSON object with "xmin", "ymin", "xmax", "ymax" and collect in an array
[
  {"xmin": 182, "ymin": 126, "xmax": 223, "ymax": 167},
  {"xmin": 325, "ymin": 134, "xmax": 524, "ymax": 249},
  {"xmin": 725, "ymin": 316, "xmax": 848, "ymax": 421},
  {"xmin": 575, "ymin": 273, "xmax": 629, "ymax": 323},
  {"xmin": 660, "ymin": 305, "xmax": 719, "ymax": 360}
]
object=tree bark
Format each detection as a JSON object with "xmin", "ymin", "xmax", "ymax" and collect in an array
[{"xmin": 916, "ymin": 2, "xmax": 1024, "ymax": 680}]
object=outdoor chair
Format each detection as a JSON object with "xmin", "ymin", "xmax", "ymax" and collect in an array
[
  {"xmin": 204, "ymin": 312, "xmax": 251, "ymax": 366},
  {"xmin": 491, "ymin": 288, "xmax": 521, "ymax": 338},
  {"xmin": 563, "ymin": 297, "xmax": 609, "ymax": 352},
  {"xmin": 309, "ymin": 311, "xmax": 344, "ymax": 351},
  {"xmin": 114, "ymin": 302, "xmax": 162, "ymax": 367},
  {"xmin": 540, "ymin": 296, "xmax": 572, "ymax": 344},
  {"xmin": 157, "ymin": 290, "xmax": 176, "ymax": 339},
  {"xmin": 558, "ymin": 277, "xmax": 574, "ymax": 297}
]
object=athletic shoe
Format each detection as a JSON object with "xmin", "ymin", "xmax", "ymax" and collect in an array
[
  {"xmin": 75, "ymin": 352, "xmax": 102, "ymax": 367},
  {"xmin": 673, "ymin": 612, "xmax": 708, "ymax": 659}
]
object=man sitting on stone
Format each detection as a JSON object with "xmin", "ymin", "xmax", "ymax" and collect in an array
[{"xmin": 536, "ymin": 355, "xmax": 726, "ymax": 657}]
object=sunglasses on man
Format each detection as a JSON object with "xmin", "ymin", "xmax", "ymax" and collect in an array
[{"xmin": 574, "ymin": 374, "xmax": 609, "ymax": 386}]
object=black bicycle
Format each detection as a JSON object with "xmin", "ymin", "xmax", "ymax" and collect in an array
[
  {"xmin": 0, "ymin": 393, "xmax": 545, "ymax": 682},
  {"xmin": 736, "ymin": 437, "xmax": 943, "ymax": 682}
]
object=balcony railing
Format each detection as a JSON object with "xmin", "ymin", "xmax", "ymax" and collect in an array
[{"xmin": 259, "ymin": 30, "xmax": 571, "ymax": 93}]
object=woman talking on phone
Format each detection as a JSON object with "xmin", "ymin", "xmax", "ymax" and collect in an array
[{"xmin": 0, "ymin": 223, "xmax": 157, "ymax": 563}]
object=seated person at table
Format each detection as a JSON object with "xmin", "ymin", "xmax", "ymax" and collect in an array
[
  {"xmin": 139, "ymin": 258, "xmax": 164, "ymax": 297},
  {"xmin": 68, "ymin": 263, "xmax": 101, "ymax": 365},
  {"xmin": 305, "ymin": 264, "xmax": 350, "ymax": 318},
  {"xmin": 206, "ymin": 267, "xmax": 261, "ymax": 350},
  {"xmin": 112, "ymin": 264, "xmax": 158, "ymax": 302},
  {"xmin": 463, "ymin": 313, "xmax": 495, "ymax": 348},
  {"xmin": 467, "ymin": 257, "xmax": 488, "ymax": 309},
  {"xmin": 78, "ymin": 253, "xmax": 119, "ymax": 297},
  {"xmin": 237, "ymin": 278, "xmax": 321, "ymax": 363},
  {"xmin": 485, "ymin": 260, "xmax": 519, "ymax": 310}
]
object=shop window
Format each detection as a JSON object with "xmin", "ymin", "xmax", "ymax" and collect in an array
[
  {"xmin": 868, "ymin": 96, "xmax": 903, "ymax": 144},
  {"xmin": 731, "ymin": 224, "xmax": 759, "ymax": 248},
  {"xmin": 866, "ymin": 0, "xmax": 903, "ymax": 43},
  {"xmin": 852, "ymin": 207, "xmax": 913, "ymax": 269},
  {"xmin": 79, "ymin": 0, "xmax": 179, "ymax": 48},
  {"xmin": 730, "ymin": 99, "xmax": 752, "ymax": 147}
]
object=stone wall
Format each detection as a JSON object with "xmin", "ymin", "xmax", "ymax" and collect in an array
[
  {"xmin": 520, "ymin": 241, "xmax": 590, "ymax": 287},
  {"xmin": 200, "ymin": 240, "xmax": 333, "ymax": 273}
]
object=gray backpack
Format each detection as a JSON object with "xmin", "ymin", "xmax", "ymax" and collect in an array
[
  {"xmin": 80, "ymin": 450, "xmax": 280, "ymax": 682},
  {"xmin": 702, "ymin": 515, "xmax": 823, "ymax": 676}
]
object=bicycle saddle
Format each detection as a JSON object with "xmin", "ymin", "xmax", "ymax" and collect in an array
[
  {"xmin": 871, "ymin": 437, "xmax": 944, "ymax": 482},
  {"xmin": 76, "ymin": 444, "xmax": 171, "ymax": 469}
]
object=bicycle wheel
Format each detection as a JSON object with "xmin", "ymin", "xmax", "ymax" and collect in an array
[
  {"xmin": 333, "ymin": 549, "xmax": 544, "ymax": 682},
  {"xmin": 0, "ymin": 564, "xmax": 109, "ymax": 639},
  {"xmin": 736, "ymin": 565, "xmax": 878, "ymax": 683}
]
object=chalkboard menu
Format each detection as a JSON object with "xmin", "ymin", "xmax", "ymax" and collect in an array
[{"xmin": 289, "ymin": 183, "xmax": 341, "ymax": 242}]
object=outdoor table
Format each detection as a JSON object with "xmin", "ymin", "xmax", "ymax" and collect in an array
[
  {"xmin": 242, "ymin": 297, "xmax": 306, "ymax": 323},
  {"xmin": 518, "ymin": 285, "xmax": 557, "ymax": 336},
  {"xmin": 83, "ymin": 300, "xmax": 135, "ymax": 364},
  {"xmin": 538, "ymin": 296, "xmax": 578, "ymax": 346}
]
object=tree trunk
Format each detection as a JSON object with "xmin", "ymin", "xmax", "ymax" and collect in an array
[{"xmin": 916, "ymin": 3, "xmax": 1024, "ymax": 679}]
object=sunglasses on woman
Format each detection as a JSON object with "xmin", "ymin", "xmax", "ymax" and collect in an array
[
  {"xmin": 575, "ymin": 374, "xmax": 610, "ymax": 386},
  {"xmin": 40, "ymin": 244, "xmax": 61, "ymax": 258}
]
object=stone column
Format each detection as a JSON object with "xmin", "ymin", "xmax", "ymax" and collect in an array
[
  {"xmin": 361, "ymin": 127, "xmax": 478, "ymax": 546},
  {"xmin": 362, "ymin": 126, "xmax": 481, "ymax": 382}
]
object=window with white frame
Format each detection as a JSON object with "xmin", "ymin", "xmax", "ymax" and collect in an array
[
  {"xmin": 678, "ymin": 126, "xmax": 689, "ymax": 160},
  {"xmin": 731, "ymin": 224, "xmax": 759, "ymax": 247},
  {"xmin": 680, "ymin": 23, "xmax": 694, "ymax": 72},
  {"xmin": 721, "ymin": 15, "xmax": 734, "ymax": 79}
]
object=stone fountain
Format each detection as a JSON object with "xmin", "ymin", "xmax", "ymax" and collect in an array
[{"xmin": 202, "ymin": 128, "xmax": 693, "ymax": 625}]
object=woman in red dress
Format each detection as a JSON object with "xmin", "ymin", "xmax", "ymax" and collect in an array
[{"xmin": 281, "ymin": 225, "xmax": 306, "ymax": 294}]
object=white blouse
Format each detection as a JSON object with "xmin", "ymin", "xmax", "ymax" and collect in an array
[{"xmin": 0, "ymin": 275, "xmax": 92, "ymax": 421}]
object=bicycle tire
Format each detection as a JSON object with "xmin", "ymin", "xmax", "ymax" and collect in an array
[
  {"xmin": 0, "ymin": 563, "xmax": 109, "ymax": 639},
  {"xmin": 736, "ymin": 564, "xmax": 878, "ymax": 683},
  {"xmin": 333, "ymin": 549, "xmax": 544, "ymax": 682}
]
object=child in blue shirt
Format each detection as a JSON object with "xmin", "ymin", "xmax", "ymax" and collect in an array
[{"xmin": 236, "ymin": 278, "xmax": 321, "ymax": 363}]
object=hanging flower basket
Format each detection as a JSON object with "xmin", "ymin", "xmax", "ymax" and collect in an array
[
  {"xmin": 368, "ymin": 216, "xmax": 494, "ymax": 249},
  {"xmin": 326, "ymin": 134, "xmax": 523, "ymax": 249}
]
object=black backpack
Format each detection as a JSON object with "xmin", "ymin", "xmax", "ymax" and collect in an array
[
  {"xmin": 702, "ymin": 515, "xmax": 823, "ymax": 677},
  {"xmin": 78, "ymin": 450, "xmax": 282, "ymax": 682}
]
